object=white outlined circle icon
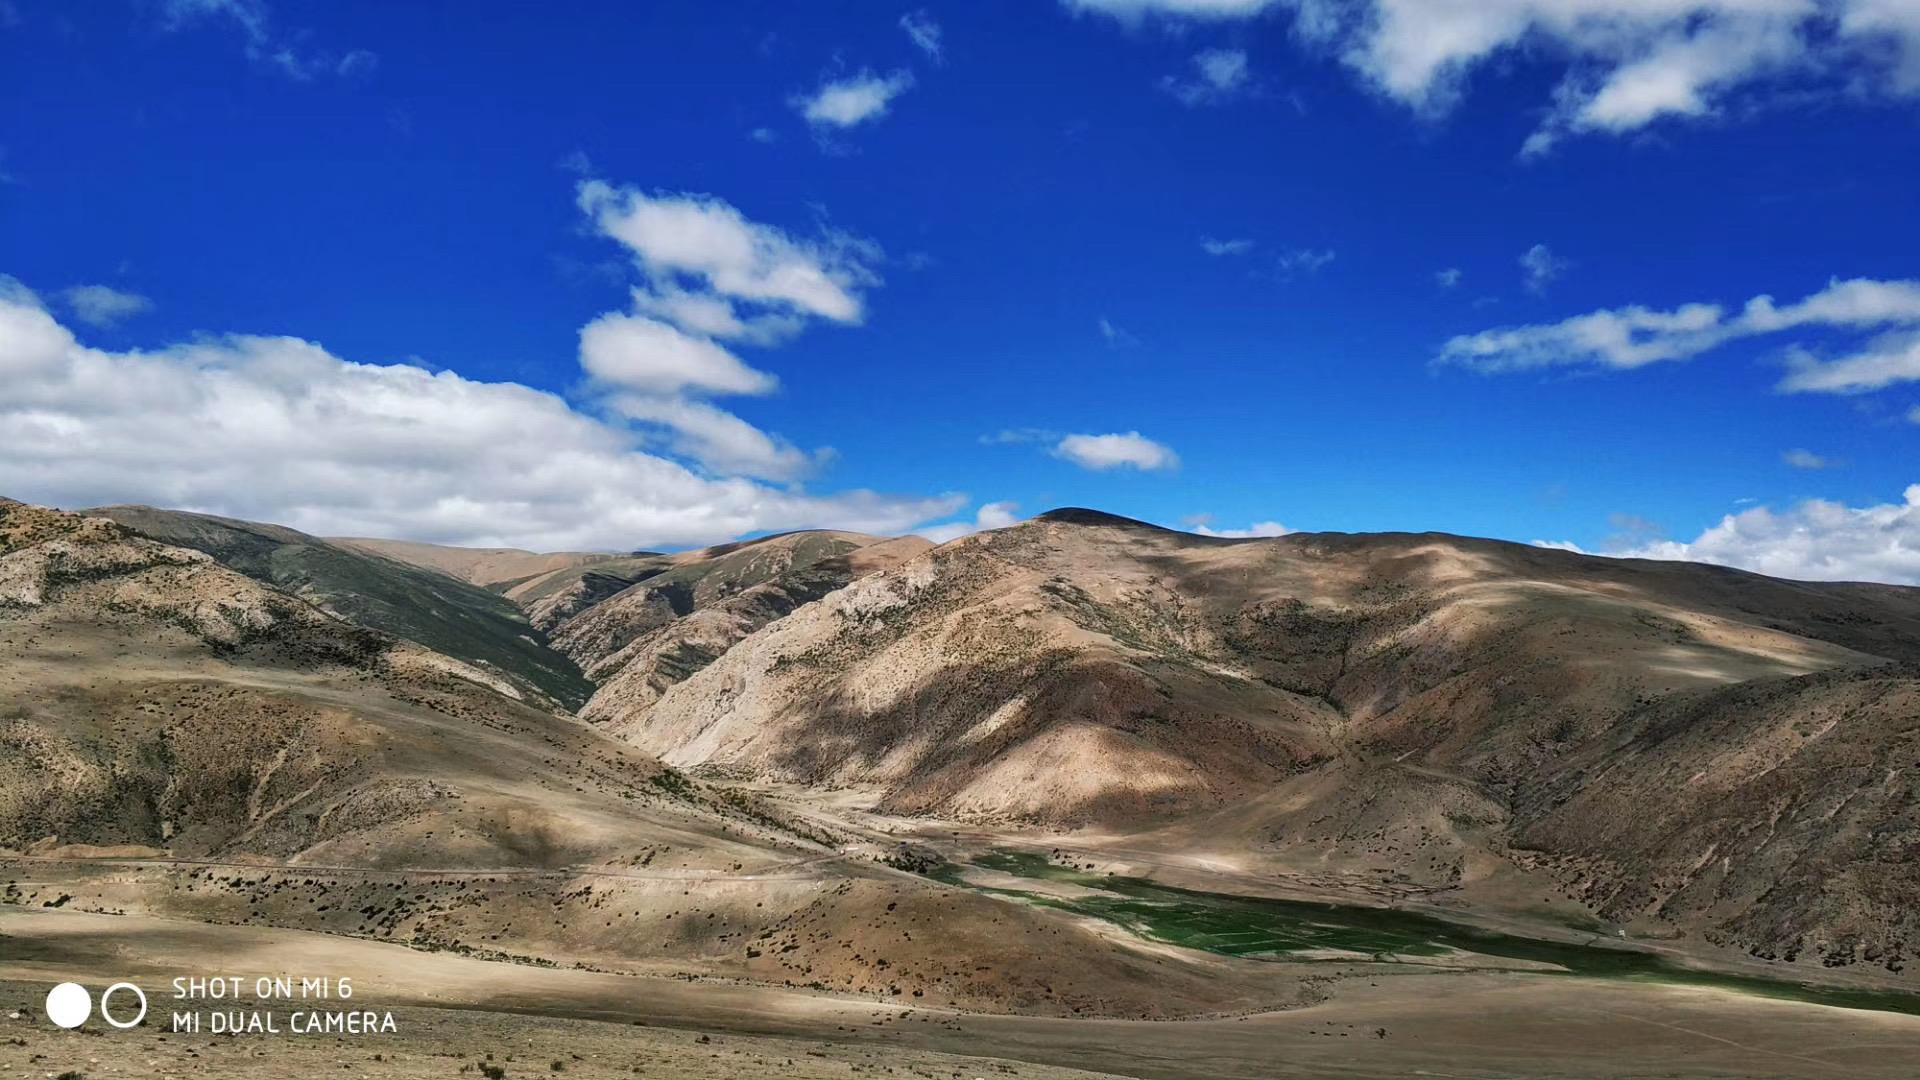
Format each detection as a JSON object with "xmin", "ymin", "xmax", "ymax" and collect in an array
[
  {"xmin": 100, "ymin": 983, "xmax": 148, "ymax": 1028},
  {"xmin": 44, "ymin": 982, "xmax": 90, "ymax": 1028}
]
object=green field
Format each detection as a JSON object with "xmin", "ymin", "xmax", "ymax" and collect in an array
[{"xmin": 950, "ymin": 850, "xmax": 1920, "ymax": 1017}]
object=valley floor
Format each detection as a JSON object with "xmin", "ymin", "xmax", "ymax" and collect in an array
[
  {"xmin": 8, "ymin": 781, "xmax": 1920, "ymax": 1079},
  {"xmin": 5, "ymin": 906, "xmax": 1920, "ymax": 1080}
]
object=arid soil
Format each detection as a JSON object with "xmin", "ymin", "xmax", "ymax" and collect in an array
[{"xmin": 6, "ymin": 908, "xmax": 1920, "ymax": 1080}]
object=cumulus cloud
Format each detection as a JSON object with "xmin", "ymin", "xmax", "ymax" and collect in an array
[
  {"xmin": 605, "ymin": 393, "xmax": 820, "ymax": 482},
  {"xmin": 61, "ymin": 285, "xmax": 153, "ymax": 328},
  {"xmin": 1052, "ymin": 431, "xmax": 1180, "ymax": 471},
  {"xmin": 1519, "ymin": 243, "xmax": 1569, "ymax": 294},
  {"xmin": 1162, "ymin": 48, "xmax": 1252, "ymax": 105},
  {"xmin": 1439, "ymin": 278, "xmax": 1920, "ymax": 393},
  {"xmin": 900, "ymin": 10, "xmax": 943, "ymax": 62},
  {"xmin": 792, "ymin": 70, "xmax": 916, "ymax": 129},
  {"xmin": 1201, "ymin": 237, "xmax": 1256, "ymax": 256},
  {"xmin": 0, "ymin": 180, "xmax": 961, "ymax": 547},
  {"xmin": 577, "ymin": 181, "xmax": 877, "ymax": 326},
  {"xmin": 0, "ymin": 281, "xmax": 960, "ymax": 551},
  {"xmin": 577, "ymin": 313, "xmax": 777, "ymax": 398},
  {"xmin": 1584, "ymin": 486, "xmax": 1920, "ymax": 585},
  {"xmin": 919, "ymin": 501, "xmax": 1022, "ymax": 544},
  {"xmin": 1065, "ymin": 1, "xmax": 1920, "ymax": 153},
  {"xmin": 570, "ymin": 181, "xmax": 889, "ymax": 482},
  {"xmin": 1435, "ymin": 267, "xmax": 1463, "ymax": 289}
]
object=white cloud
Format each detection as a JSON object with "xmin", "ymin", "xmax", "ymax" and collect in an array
[
  {"xmin": 749, "ymin": 127, "xmax": 778, "ymax": 144},
  {"xmin": 571, "ymin": 183, "xmax": 890, "ymax": 480},
  {"xmin": 919, "ymin": 501, "xmax": 1022, "ymax": 544},
  {"xmin": 0, "ymin": 179, "xmax": 960, "ymax": 545},
  {"xmin": 626, "ymin": 285, "xmax": 804, "ymax": 346},
  {"xmin": 1910, "ymin": 405, "xmax": 1920, "ymax": 425},
  {"xmin": 1519, "ymin": 243, "xmax": 1569, "ymax": 294},
  {"xmin": 1297, "ymin": 0, "xmax": 1920, "ymax": 154},
  {"xmin": 1611, "ymin": 486, "xmax": 1920, "ymax": 585},
  {"xmin": 1053, "ymin": 431, "xmax": 1179, "ymax": 471},
  {"xmin": 577, "ymin": 313, "xmax": 777, "ymax": 398},
  {"xmin": 1062, "ymin": 0, "xmax": 1282, "ymax": 21},
  {"xmin": 1742, "ymin": 277, "xmax": 1920, "ymax": 330},
  {"xmin": 1064, "ymin": 2, "xmax": 1920, "ymax": 152},
  {"xmin": 1277, "ymin": 247, "xmax": 1335, "ymax": 278},
  {"xmin": 792, "ymin": 70, "xmax": 916, "ymax": 129},
  {"xmin": 1782, "ymin": 448, "xmax": 1837, "ymax": 469},
  {"xmin": 1163, "ymin": 48, "xmax": 1252, "ymax": 104},
  {"xmin": 1778, "ymin": 331, "xmax": 1920, "ymax": 394},
  {"xmin": 1440, "ymin": 277, "xmax": 1920, "ymax": 385},
  {"xmin": 62, "ymin": 285, "xmax": 153, "ymax": 328},
  {"xmin": 577, "ymin": 181, "xmax": 877, "ymax": 325},
  {"xmin": 1444, "ymin": 302, "xmax": 1727, "ymax": 372},
  {"xmin": 900, "ymin": 10, "xmax": 943, "ymax": 62},
  {"xmin": 1436, "ymin": 267, "xmax": 1463, "ymax": 289},
  {"xmin": 1844, "ymin": 0, "xmax": 1920, "ymax": 92},
  {"xmin": 1201, "ymin": 237, "xmax": 1256, "ymax": 256},
  {"xmin": 607, "ymin": 393, "xmax": 820, "ymax": 482},
  {"xmin": 0, "ymin": 282, "xmax": 961, "ymax": 551},
  {"xmin": 1192, "ymin": 519, "xmax": 1292, "ymax": 538}
]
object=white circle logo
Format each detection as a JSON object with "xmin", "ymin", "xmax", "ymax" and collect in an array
[
  {"xmin": 100, "ymin": 983, "xmax": 147, "ymax": 1029},
  {"xmin": 44, "ymin": 982, "xmax": 90, "ymax": 1029}
]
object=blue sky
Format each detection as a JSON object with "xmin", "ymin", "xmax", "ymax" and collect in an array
[{"xmin": 2, "ymin": 0, "xmax": 1919, "ymax": 581}]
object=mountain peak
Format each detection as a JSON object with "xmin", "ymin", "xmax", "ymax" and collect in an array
[{"xmin": 1032, "ymin": 507, "xmax": 1170, "ymax": 530}]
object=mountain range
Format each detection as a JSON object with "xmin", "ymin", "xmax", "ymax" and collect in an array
[{"xmin": 5, "ymin": 495, "xmax": 1917, "ymax": 1023}]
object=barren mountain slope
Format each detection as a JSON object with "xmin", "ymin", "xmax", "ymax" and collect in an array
[
  {"xmin": 543, "ymin": 532, "xmax": 897, "ymax": 648},
  {"xmin": 90, "ymin": 504, "xmax": 593, "ymax": 708},
  {"xmin": 333, "ymin": 536, "xmax": 682, "ymax": 631},
  {"xmin": 4, "ymin": 500, "xmax": 1311, "ymax": 1018},
  {"xmin": 1513, "ymin": 662, "xmax": 1920, "ymax": 974},
  {"xmin": 577, "ymin": 535, "xmax": 933, "ymax": 724},
  {"xmin": 0, "ymin": 500, "xmax": 736, "ymax": 868},
  {"xmin": 529, "ymin": 530, "xmax": 929, "ymax": 721},
  {"xmin": 330, "ymin": 535, "xmax": 660, "ymax": 588},
  {"xmin": 609, "ymin": 509, "xmax": 1920, "ymax": 965},
  {"xmin": 624, "ymin": 509, "xmax": 1907, "ymax": 815}
]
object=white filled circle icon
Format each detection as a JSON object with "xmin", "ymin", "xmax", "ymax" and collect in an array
[{"xmin": 45, "ymin": 983, "xmax": 90, "ymax": 1029}]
